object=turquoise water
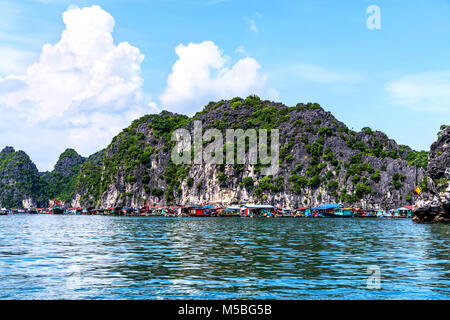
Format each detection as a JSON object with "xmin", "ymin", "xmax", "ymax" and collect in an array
[{"xmin": 0, "ymin": 215, "xmax": 448, "ymax": 299}]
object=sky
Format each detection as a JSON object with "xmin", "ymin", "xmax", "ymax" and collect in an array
[{"xmin": 0, "ymin": 0, "xmax": 449, "ymax": 171}]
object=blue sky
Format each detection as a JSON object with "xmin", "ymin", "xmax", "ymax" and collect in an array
[{"xmin": 0, "ymin": 0, "xmax": 449, "ymax": 170}]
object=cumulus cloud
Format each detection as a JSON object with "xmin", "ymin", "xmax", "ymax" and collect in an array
[
  {"xmin": 0, "ymin": 5, "xmax": 148, "ymax": 170},
  {"xmin": 0, "ymin": 6, "xmax": 276, "ymax": 170},
  {"xmin": 160, "ymin": 41, "xmax": 276, "ymax": 114},
  {"xmin": 386, "ymin": 70, "xmax": 450, "ymax": 114}
]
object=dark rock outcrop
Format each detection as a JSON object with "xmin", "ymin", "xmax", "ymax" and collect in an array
[
  {"xmin": 53, "ymin": 149, "xmax": 86, "ymax": 177},
  {"xmin": 413, "ymin": 126, "xmax": 450, "ymax": 223},
  {"xmin": 0, "ymin": 147, "xmax": 42, "ymax": 208}
]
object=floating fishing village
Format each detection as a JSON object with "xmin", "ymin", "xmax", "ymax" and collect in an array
[{"xmin": 0, "ymin": 199, "xmax": 414, "ymax": 218}]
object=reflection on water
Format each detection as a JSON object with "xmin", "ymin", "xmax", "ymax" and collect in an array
[{"xmin": 0, "ymin": 215, "xmax": 448, "ymax": 299}]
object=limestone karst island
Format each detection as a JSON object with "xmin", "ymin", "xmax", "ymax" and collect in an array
[{"xmin": 0, "ymin": 98, "xmax": 448, "ymax": 222}]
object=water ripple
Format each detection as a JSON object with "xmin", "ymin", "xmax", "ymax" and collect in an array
[{"xmin": 0, "ymin": 215, "xmax": 448, "ymax": 299}]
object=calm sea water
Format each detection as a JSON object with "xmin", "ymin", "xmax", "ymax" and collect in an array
[{"xmin": 0, "ymin": 215, "xmax": 448, "ymax": 300}]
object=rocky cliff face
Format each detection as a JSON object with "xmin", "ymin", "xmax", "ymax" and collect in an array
[
  {"xmin": 0, "ymin": 147, "xmax": 43, "ymax": 208},
  {"xmin": 70, "ymin": 97, "xmax": 427, "ymax": 210},
  {"xmin": 70, "ymin": 150, "xmax": 104, "ymax": 208},
  {"xmin": 40, "ymin": 149, "xmax": 86, "ymax": 205},
  {"xmin": 413, "ymin": 126, "xmax": 450, "ymax": 223},
  {"xmin": 0, "ymin": 148, "xmax": 86, "ymax": 208},
  {"xmin": 53, "ymin": 149, "xmax": 85, "ymax": 177}
]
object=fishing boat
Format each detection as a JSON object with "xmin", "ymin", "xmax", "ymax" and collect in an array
[
  {"xmin": 50, "ymin": 206, "xmax": 64, "ymax": 214},
  {"xmin": 0, "ymin": 209, "xmax": 8, "ymax": 215},
  {"xmin": 353, "ymin": 208, "xmax": 377, "ymax": 218},
  {"xmin": 310, "ymin": 204, "xmax": 347, "ymax": 217},
  {"xmin": 27, "ymin": 207, "xmax": 38, "ymax": 214},
  {"xmin": 48, "ymin": 200, "xmax": 65, "ymax": 215},
  {"xmin": 311, "ymin": 204, "xmax": 353, "ymax": 217}
]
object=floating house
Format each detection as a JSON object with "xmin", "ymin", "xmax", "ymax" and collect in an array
[
  {"xmin": 217, "ymin": 206, "xmax": 241, "ymax": 217},
  {"xmin": 240, "ymin": 205, "xmax": 275, "ymax": 217},
  {"xmin": 275, "ymin": 207, "xmax": 293, "ymax": 217},
  {"xmin": 333, "ymin": 207, "xmax": 353, "ymax": 217},
  {"xmin": 294, "ymin": 207, "xmax": 311, "ymax": 217},
  {"xmin": 149, "ymin": 207, "xmax": 168, "ymax": 216},
  {"xmin": 104, "ymin": 207, "xmax": 122, "ymax": 215},
  {"xmin": 187, "ymin": 206, "xmax": 207, "ymax": 217},
  {"xmin": 394, "ymin": 206, "xmax": 413, "ymax": 218},
  {"xmin": 170, "ymin": 206, "xmax": 190, "ymax": 217},
  {"xmin": 311, "ymin": 204, "xmax": 348, "ymax": 217},
  {"xmin": 375, "ymin": 210, "xmax": 386, "ymax": 217},
  {"xmin": 202, "ymin": 205, "xmax": 218, "ymax": 216}
]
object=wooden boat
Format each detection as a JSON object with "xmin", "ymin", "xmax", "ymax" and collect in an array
[
  {"xmin": 326, "ymin": 207, "xmax": 353, "ymax": 218},
  {"xmin": 312, "ymin": 204, "xmax": 350, "ymax": 217},
  {"xmin": 50, "ymin": 207, "xmax": 64, "ymax": 214},
  {"xmin": 27, "ymin": 207, "xmax": 38, "ymax": 214},
  {"xmin": 353, "ymin": 208, "xmax": 377, "ymax": 218}
]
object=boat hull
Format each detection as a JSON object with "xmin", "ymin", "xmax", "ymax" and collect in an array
[{"xmin": 323, "ymin": 212, "xmax": 353, "ymax": 218}]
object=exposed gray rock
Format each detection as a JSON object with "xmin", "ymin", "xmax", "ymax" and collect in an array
[{"xmin": 413, "ymin": 126, "xmax": 450, "ymax": 223}]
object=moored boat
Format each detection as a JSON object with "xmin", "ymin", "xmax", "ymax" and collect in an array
[
  {"xmin": 311, "ymin": 204, "xmax": 350, "ymax": 217},
  {"xmin": 353, "ymin": 208, "xmax": 377, "ymax": 218}
]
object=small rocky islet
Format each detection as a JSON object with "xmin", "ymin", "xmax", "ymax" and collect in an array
[{"xmin": 0, "ymin": 96, "xmax": 447, "ymax": 223}]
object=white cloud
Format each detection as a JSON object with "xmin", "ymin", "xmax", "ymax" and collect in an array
[
  {"xmin": 386, "ymin": 70, "xmax": 450, "ymax": 114},
  {"xmin": 0, "ymin": 6, "xmax": 278, "ymax": 170},
  {"xmin": 160, "ymin": 41, "xmax": 276, "ymax": 114},
  {"xmin": 0, "ymin": 5, "xmax": 149, "ymax": 170},
  {"xmin": 292, "ymin": 63, "xmax": 363, "ymax": 84}
]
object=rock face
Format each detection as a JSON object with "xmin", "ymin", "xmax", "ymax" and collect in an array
[
  {"xmin": 413, "ymin": 126, "xmax": 450, "ymax": 223},
  {"xmin": 0, "ymin": 147, "xmax": 42, "ymax": 208},
  {"xmin": 40, "ymin": 149, "xmax": 86, "ymax": 205},
  {"xmin": 53, "ymin": 149, "xmax": 85, "ymax": 177},
  {"xmin": 0, "ymin": 148, "xmax": 86, "ymax": 208},
  {"xmin": 70, "ymin": 97, "xmax": 427, "ymax": 210}
]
